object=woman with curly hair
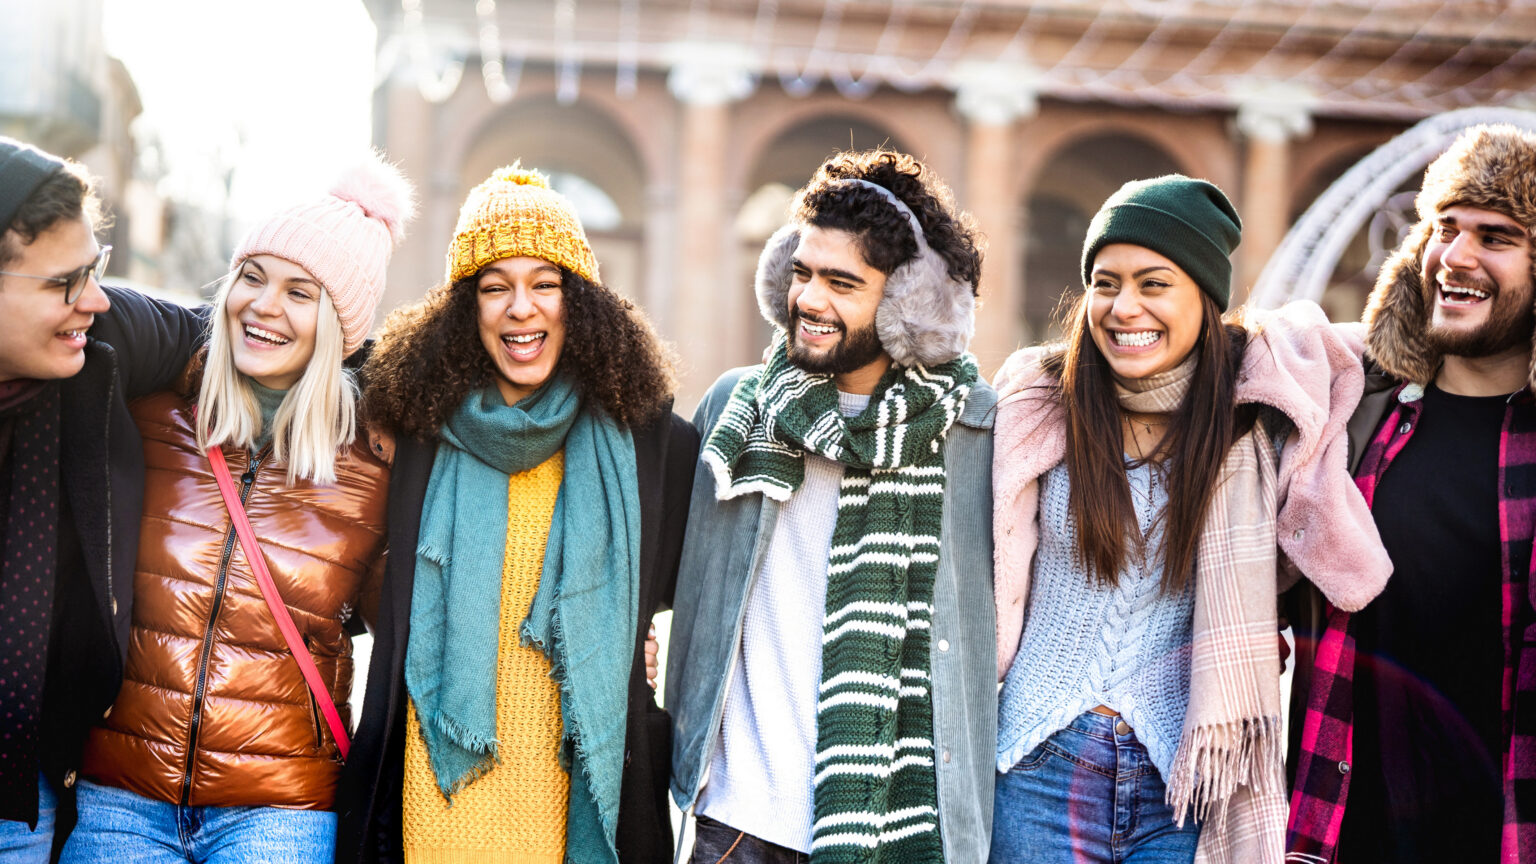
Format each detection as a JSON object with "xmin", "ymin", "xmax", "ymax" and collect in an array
[{"xmin": 336, "ymin": 166, "xmax": 698, "ymax": 864}]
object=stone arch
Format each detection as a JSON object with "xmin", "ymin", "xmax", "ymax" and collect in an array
[
  {"xmin": 1018, "ymin": 130, "xmax": 1185, "ymax": 340},
  {"xmin": 730, "ymin": 96, "xmax": 941, "ymax": 195},
  {"xmin": 1013, "ymin": 112, "xmax": 1231, "ymax": 205},
  {"xmin": 1251, "ymin": 107, "xmax": 1536, "ymax": 310}
]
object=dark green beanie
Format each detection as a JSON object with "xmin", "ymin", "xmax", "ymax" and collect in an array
[{"xmin": 1080, "ymin": 174, "xmax": 1243, "ymax": 310}]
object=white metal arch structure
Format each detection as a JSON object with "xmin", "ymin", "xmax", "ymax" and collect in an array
[{"xmin": 1249, "ymin": 106, "xmax": 1536, "ymax": 309}]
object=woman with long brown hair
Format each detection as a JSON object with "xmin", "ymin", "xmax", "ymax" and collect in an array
[{"xmin": 988, "ymin": 175, "xmax": 1391, "ymax": 863}]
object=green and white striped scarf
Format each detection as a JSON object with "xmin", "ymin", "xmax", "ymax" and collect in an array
[{"xmin": 702, "ymin": 336, "xmax": 977, "ymax": 863}]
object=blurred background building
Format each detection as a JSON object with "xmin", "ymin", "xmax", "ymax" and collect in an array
[
  {"xmin": 361, "ymin": 0, "xmax": 1536, "ymax": 400},
  {"xmin": 7, "ymin": 1, "xmax": 1536, "ymax": 400},
  {"xmin": 0, "ymin": 0, "xmax": 172, "ymax": 291}
]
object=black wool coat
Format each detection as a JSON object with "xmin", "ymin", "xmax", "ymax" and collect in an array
[
  {"xmin": 29, "ymin": 288, "xmax": 205, "ymax": 848},
  {"xmin": 335, "ymin": 404, "xmax": 699, "ymax": 864}
]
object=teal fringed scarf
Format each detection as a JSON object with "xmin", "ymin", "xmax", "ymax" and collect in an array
[
  {"xmin": 702, "ymin": 336, "xmax": 977, "ymax": 863},
  {"xmin": 405, "ymin": 376, "xmax": 640, "ymax": 863}
]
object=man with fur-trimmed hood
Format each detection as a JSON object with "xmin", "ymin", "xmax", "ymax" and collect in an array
[
  {"xmin": 1288, "ymin": 124, "xmax": 1536, "ymax": 863},
  {"xmin": 665, "ymin": 150, "xmax": 998, "ymax": 863}
]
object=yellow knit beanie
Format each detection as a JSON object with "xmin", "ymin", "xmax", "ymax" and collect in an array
[{"xmin": 446, "ymin": 164, "xmax": 599, "ymax": 284}]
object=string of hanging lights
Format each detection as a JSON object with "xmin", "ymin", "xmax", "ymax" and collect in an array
[{"xmin": 382, "ymin": 0, "xmax": 1536, "ymax": 118}]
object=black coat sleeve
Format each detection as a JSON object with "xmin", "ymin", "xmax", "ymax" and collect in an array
[
  {"xmin": 653, "ymin": 412, "xmax": 699, "ymax": 613},
  {"xmin": 90, "ymin": 285, "xmax": 210, "ymax": 400}
]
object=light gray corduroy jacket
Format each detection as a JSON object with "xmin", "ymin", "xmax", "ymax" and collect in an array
[{"xmin": 665, "ymin": 365, "xmax": 998, "ymax": 864}]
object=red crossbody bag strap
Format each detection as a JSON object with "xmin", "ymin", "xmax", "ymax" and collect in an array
[{"xmin": 206, "ymin": 445, "xmax": 351, "ymax": 760}]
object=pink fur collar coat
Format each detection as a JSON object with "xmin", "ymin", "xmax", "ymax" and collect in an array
[{"xmin": 991, "ymin": 301, "xmax": 1393, "ymax": 680}]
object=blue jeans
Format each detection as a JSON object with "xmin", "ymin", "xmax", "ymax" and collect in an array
[
  {"xmin": 990, "ymin": 711, "xmax": 1201, "ymax": 864},
  {"xmin": 59, "ymin": 780, "xmax": 336, "ymax": 864},
  {"xmin": 0, "ymin": 774, "xmax": 55, "ymax": 863}
]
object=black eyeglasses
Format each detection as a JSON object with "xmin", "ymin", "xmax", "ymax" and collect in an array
[{"xmin": 0, "ymin": 245, "xmax": 112, "ymax": 303}]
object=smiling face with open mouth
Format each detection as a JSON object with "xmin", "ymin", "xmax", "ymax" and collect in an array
[
  {"xmin": 1422, "ymin": 204, "xmax": 1535, "ymax": 359},
  {"xmin": 225, "ymin": 255, "xmax": 322, "ymax": 391},
  {"xmin": 1085, "ymin": 243, "xmax": 1206, "ymax": 384},
  {"xmin": 0, "ymin": 213, "xmax": 112, "ymax": 383},
  {"xmin": 785, "ymin": 225, "xmax": 890, "ymax": 394},
  {"xmin": 475, "ymin": 256, "xmax": 566, "ymax": 406}
]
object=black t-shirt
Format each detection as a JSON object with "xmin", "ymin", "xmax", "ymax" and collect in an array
[{"xmin": 1340, "ymin": 384, "xmax": 1514, "ymax": 863}]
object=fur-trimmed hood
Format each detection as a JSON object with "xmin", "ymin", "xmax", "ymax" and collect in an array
[{"xmin": 1363, "ymin": 123, "xmax": 1536, "ymax": 387}]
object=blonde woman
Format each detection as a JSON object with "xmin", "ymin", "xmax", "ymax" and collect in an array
[{"xmin": 59, "ymin": 156, "xmax": 413, "ymax": 862}]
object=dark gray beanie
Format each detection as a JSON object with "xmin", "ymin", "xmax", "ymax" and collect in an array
[
  {"xmin": 1080, "ymin": 174, "xmax": 1243, "ymax": 309},
  {"xmin": 0, "ymin": 137, "xmax": 68, "ymax": 234}
]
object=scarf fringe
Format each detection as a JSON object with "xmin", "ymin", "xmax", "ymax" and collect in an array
[
  {"xmin": 1166, "ymin": 714, "xmax": 1285, "ymax": 828},
  {"xmin": 418, "ymin": 705, "xmax": 501, "ymax": 800},
  {"xmin": 522, "ymin": 606, "xmax": 622, "ymax": 850}
]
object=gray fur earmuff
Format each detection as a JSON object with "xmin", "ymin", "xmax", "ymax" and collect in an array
[{"xmin": 752, "ymin": 180, "xmax": 976, "ymax": 368}]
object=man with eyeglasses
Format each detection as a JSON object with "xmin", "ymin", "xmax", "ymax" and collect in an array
[{"xmin": 0, "ymin": 137, "xmax": 203, "ymax": 861}]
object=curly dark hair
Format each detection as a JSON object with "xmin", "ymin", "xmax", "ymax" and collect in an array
[
  {"xmin": 0, "ymin": 161, "xmax": 105, "ymax": 268},
  {"xmin": 793, "ymin": 149, "xmax": 983, "ymax": 293},
  {"xmin": 363, "ymin": 268, "xmax": 677, "ymax": 440}
]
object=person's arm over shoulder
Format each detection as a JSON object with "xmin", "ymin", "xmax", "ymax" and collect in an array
[
  {"xmin": 653, "ymin": 410, "xmax": 701, "ymax": 613},
  {"xmin": 90, "ymin": 285, "xmax": 210, "ymax": 400}
]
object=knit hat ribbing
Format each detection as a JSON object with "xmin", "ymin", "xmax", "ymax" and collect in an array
[
  {"xmin": 232, "ymin": 152, "xmax": 415, "ymax": 356},
  {"xmin": 0, "ymin": 137, "xmax": 69, "ymax": 235},
  {"xmin": 446, "ymin": 165, "xmax": 599, "ymax": 284},
  {"xmin": 1080, "ymin": 174, "xmax": 1243, "ymax": 310}
]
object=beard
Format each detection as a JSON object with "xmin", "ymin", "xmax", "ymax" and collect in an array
[
  {"xmin": 1423, "ymin": 269, "xmax": 1536, "ymax": 359},
  {"xmin": 786, "ymin": 307, "xmax": 886, "ymax": 375}
]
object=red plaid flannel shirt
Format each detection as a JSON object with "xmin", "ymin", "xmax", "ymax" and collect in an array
[{"xmin": 1286, "ymin": 383, "xmax": 1536, "ymax": 862}]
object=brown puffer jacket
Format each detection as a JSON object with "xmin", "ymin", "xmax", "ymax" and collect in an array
[{"xmin": 79, "ymin": 391, "xmax": 388, "ymax": 809}]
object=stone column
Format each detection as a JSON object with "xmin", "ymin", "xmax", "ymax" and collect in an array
[
  {"xmin": 667, "ymin": 45, "xmax": 754, "ymax": 404},
  {"xmin": 1233, "ymin": 84, "xmax": 1313, "ymax": 307},
  {"xmin": 953, "ymin": 62, "xmax": 1039, "ymax": 375}
]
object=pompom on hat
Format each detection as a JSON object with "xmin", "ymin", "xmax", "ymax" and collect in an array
[
  {"xmin": 447, "ymin": 164, "xmax": 599, "ymax": 284},
  {"xmin": 231, "ymin": 151, "xmax": 416, "ymax": 356}
]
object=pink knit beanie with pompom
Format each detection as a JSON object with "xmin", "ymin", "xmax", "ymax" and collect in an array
[{"xmin": 231, "ymin": 152, "xmax": 416, "ymax": 355}]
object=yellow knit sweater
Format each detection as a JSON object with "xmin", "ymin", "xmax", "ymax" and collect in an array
[{"xmin": 402, "ymin": 452, "xmax": 569, "ymax": 864}]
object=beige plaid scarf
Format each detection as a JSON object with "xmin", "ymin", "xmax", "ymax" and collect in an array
[{"xmin": 1115, "ymin": 357, "xmax": 1286, "ymax": 864}]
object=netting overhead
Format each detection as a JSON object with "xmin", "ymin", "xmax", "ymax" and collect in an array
[{"xmin": 377, "ymin": 0, "xmax": 1536, "ymax": 117}]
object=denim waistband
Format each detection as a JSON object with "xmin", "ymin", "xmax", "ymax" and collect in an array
[{"xmin": 1063, "ymin": 709, "xmax": 1138, "ymax": 743}]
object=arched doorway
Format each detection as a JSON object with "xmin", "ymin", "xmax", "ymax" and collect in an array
[{"xmin": 1021, "ymin": 133, "xmax": 1182, "ymax": 342}]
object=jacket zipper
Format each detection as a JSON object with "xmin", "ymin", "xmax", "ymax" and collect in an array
[
  {"xmin": 101, "ymin": 348, "xmax": 117, "ymax": 637},
  {"xmin": 305, "ymin": 636, "xmax": 324, "ymax": 751},
  {"xmin": 180, "ymin": 448, "xmax": 267, "ymax": 806}
]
